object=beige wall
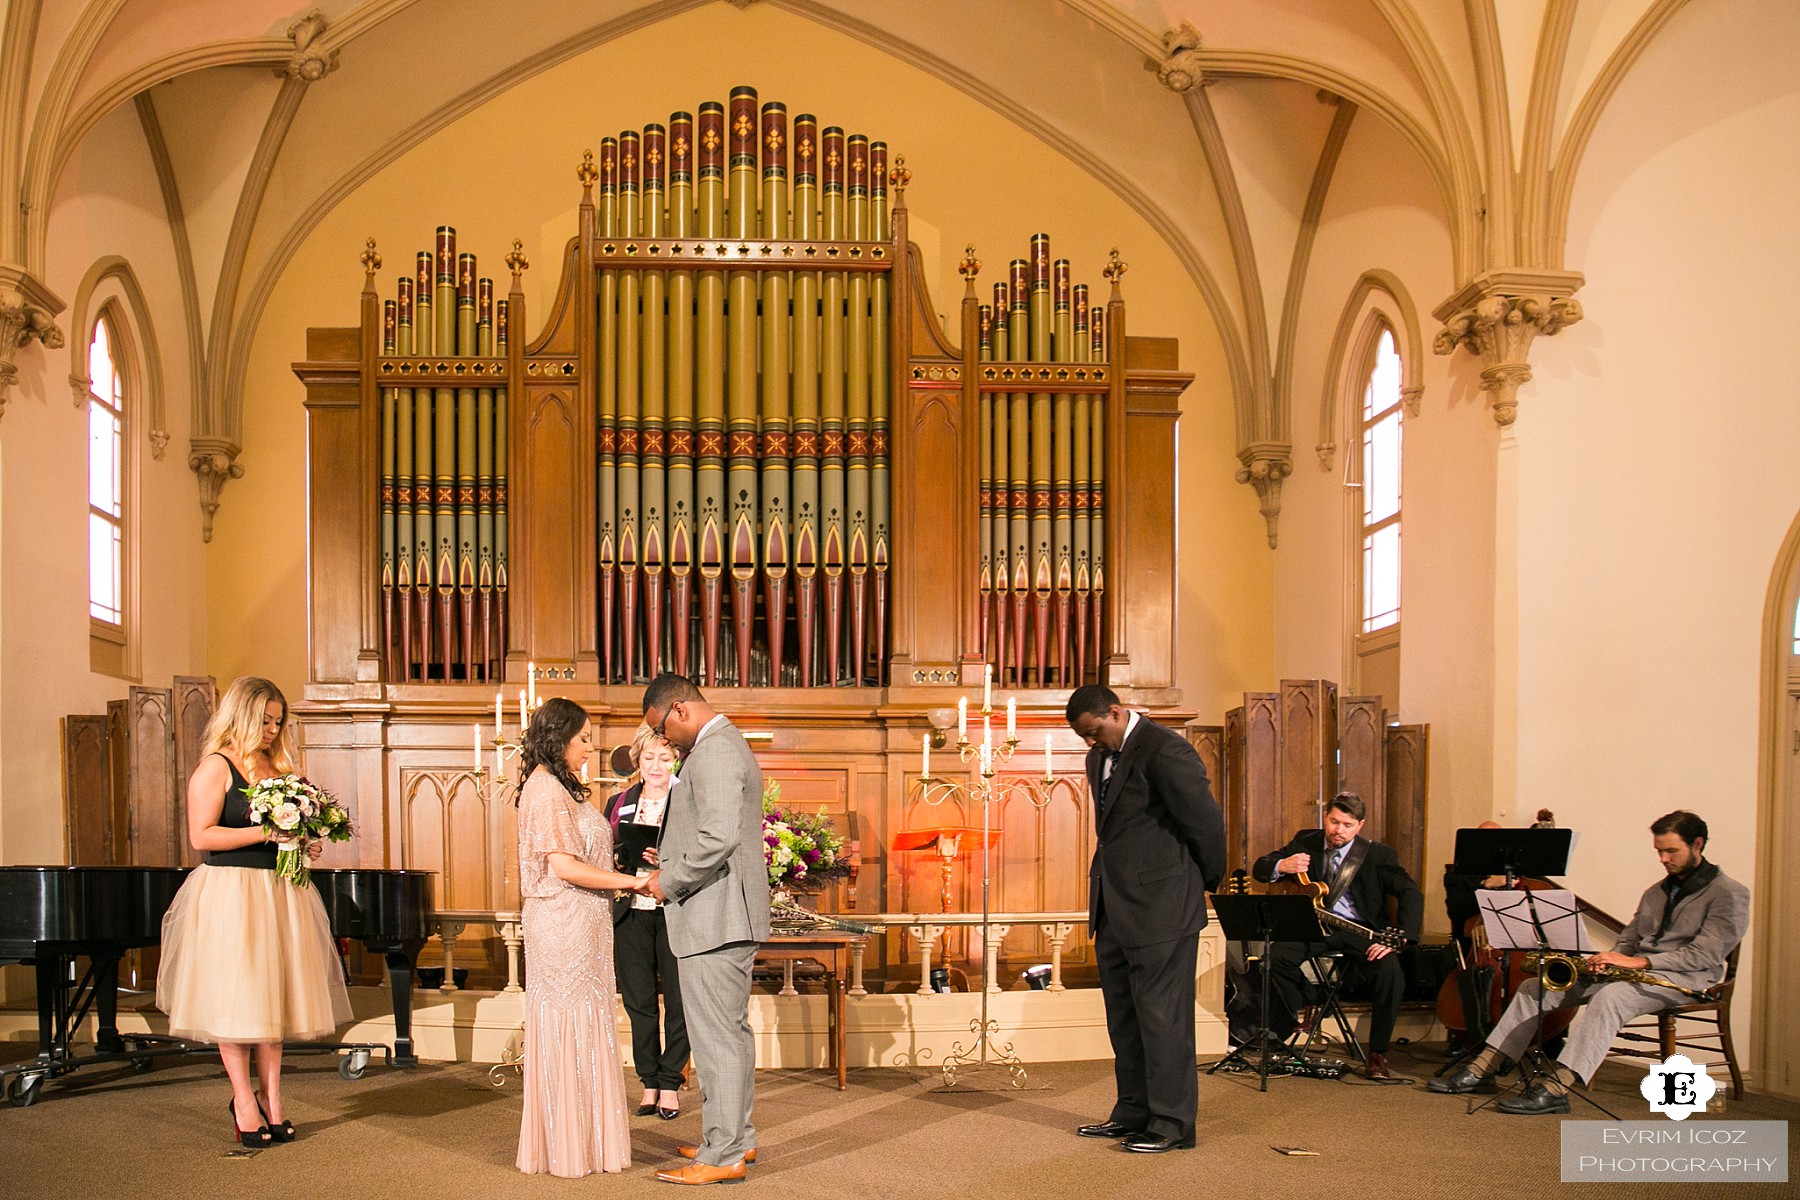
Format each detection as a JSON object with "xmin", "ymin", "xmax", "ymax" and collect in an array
[
  {"xmin": 1514, "ymin": 0, "xmax": 1799, "ymax": 1005},
  {"xmin": 211, "ymin": 2, "xmax": 1270, "ymax": 714},
  {"xmin": 0, "ymin": 98, "xmax": 207, "ymax": 871}
]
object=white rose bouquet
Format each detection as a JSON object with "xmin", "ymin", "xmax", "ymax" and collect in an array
[{"xmin": 242, "ymin": 774, "xmax": 354, "ymax": 887}]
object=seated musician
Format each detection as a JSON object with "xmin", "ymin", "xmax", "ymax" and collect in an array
[
  {"xmin": 1429, "ymin": 810, "xmax": 1749, "ymax": 1113},
  {"xmin": 1252, "ymin": 792, "xmax": 1424, "ymax": 1081}
]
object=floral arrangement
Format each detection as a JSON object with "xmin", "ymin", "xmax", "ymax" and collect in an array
[
  {"xmin": 242, "ymin": 774, "xmax": 354, "ymax": 887},
  {"xmin": 761, "ymin": 780, "xmax": 850, "ymax": 894}
]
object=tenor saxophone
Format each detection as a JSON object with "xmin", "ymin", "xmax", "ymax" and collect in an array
[{"xmin": 1522, "ymin": 951, "xmax": 1714, "ymax": 1001}]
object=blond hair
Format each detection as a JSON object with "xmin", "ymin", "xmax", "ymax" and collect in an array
[
  {"xmin": 626, "ymin": 722, "xmax": 678, "ymax": 781},
  {"xmin": 201, "ymin": 676, "xmax": 299, "ymax": 774}
]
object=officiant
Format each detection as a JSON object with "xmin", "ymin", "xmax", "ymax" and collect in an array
[{"xmin": 605, "ymin": 724, "xmax": 690, "ymax": 1121}]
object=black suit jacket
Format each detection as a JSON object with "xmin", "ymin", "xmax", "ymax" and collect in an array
[
  {"xmin": 1252, "ymin": 828, "xmax": 1424, "ymax": 940},
  {"xmin": 1084, "ymin": 716, "xmax": 1226, "ymax": 948}
]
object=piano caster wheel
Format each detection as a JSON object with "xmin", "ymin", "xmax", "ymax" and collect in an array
[
  {"xmin": 339, "ymin": 1050, "xmax": 371, "ymax": 1081},
  {"xmin": 7, "ymin": 1074, "xmax": 43, "ymax": 1108}
]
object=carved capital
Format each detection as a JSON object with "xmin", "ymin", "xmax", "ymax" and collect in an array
[
  {"xmin": 1433, "ymin": 270, "xmax": 1584, "ymax": 426},
  {"xmin": 1315, "ymin": 442, "xmax": 1336, "ymax": 472},
  {"xmin": 0, "ymin": 266, "xmax": 67, "ymax": 421},
  {"xmin": 1145, "ymin": 22, "xmax": 1207, "ymax": 94},
  {"xmin": 1234, "ymin": 442, "xmax": 1293, "ymax": 549},
  {"xmin": 282, "ymin": 9, "xmax": 338, "ymax": 81},
  {"xmin": 188, "ymin": 438, "xmax": 245, "ymax": 542}
]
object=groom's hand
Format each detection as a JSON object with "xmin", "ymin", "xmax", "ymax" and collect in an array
[{"xmin": 644, "ymin": 870, "xmax": 666, "ymax": 902}]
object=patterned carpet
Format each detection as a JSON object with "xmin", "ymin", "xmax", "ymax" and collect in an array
[{"xmin": 0, "ymin": 1041, "xmax": 1793, "ymax": 1198}]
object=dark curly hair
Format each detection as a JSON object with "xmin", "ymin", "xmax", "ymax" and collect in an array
[{"xmin": 517, "ymin": 696, "xmax": 590, "ymax": 803}]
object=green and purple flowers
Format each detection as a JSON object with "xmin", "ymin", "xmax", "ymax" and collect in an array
[{"xmin": 761, "ymin": 780, "xmax": 850, "ymax": 892}]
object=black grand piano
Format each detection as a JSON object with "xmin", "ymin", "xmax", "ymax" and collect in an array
[{"xmin": 0, "ymin": 865, "xmax": 434, "ymax": 1106}]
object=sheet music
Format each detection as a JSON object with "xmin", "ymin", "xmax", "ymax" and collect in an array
[{"xmin": 1475, "ymin": 887, "xmax": 1595, "ymax": 953}]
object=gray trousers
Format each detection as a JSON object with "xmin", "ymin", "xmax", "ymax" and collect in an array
[
  {"xmin": 1486, "ymin": 976, "xmax": 1682, "ymax": 1084},
  {"xmin": 676, "ymin": 940, "xmax": 758, "ymax": 1166}
]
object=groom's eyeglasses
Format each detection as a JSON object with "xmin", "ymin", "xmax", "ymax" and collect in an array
[{"xmin": 649, "ymin": 702, "xmax": 682, "ymax": 742}]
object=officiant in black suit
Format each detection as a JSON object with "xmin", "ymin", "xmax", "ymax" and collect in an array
[
  {"xmin": 1064, "ymin": 684, "xmax": 1225, "ymax": 1154},
  {"xmin": 1251, "ymin": 792, "xmax": 1424, "ymax": 1080}
]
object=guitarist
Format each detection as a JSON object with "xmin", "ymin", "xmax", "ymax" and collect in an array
[{"xmin": 1252, "ymin": 792, "xmax": 1424, "ymax": 1080}]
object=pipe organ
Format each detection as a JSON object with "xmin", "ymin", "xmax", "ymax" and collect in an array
[{"xmin": 295, "ymin": 86, "xmax": 1192, "ymax": 985}]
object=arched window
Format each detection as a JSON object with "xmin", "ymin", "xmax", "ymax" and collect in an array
[
  {"xmin": 1360, "ymin": 329, "xmax": 1403, "ymax": 633},
  {"xmin": 88, "ymin": 314, "xmax": 126, "ymax": 628}
]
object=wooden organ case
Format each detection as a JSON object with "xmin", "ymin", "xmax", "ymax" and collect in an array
[{"xmin": 293, "ymin": 88, "xmax": 1191, "ymax": 988}]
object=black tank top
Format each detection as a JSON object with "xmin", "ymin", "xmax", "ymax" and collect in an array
[{"xmin": 205, "ymin": 753, "xmax": 278, "ymax": 870}]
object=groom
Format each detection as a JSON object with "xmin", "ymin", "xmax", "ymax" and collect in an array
[{"xmin": 641, "ymin": 673, "xmax": 771, "ymax": 1186}]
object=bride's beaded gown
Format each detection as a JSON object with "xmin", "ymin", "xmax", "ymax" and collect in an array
[{"xmin": 515, "ymin": 770, "xmax": 631, "ymax": 1176}]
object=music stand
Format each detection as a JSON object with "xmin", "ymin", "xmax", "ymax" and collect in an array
[
  {"xmin": 1204, "ymin": 893, "xmax": 1328, "ymax": 1092},
  {"xmin": 1435, "ymin": 826, "xmax": 1571, "ymax": 1077}
]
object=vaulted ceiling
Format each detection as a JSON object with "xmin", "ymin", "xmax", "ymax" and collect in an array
[{"xmin": 0, "ymin": 0, "xmax": 1685, "ymax": 526}]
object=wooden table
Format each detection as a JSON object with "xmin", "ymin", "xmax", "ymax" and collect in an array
[{"xmin": 758, "ymin": 930, "xmax": 864, "ymax": 1090}]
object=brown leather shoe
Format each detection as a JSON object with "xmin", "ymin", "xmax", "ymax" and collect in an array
[
  {"xmin": 654, "ymin": 1160, "xmax": 747, "ymax": 1185},
  {"xmin": 1365, "ymin": 1052, "xmax": 1391, "ymax": 1080},
  {"xmin": 677, "ymin": 1145, "xmax": 758, "ymax": 1164}
]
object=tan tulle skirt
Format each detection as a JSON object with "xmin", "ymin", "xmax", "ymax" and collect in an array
[{"xmin": 156, "ymin": 863, "xmax": 353, "ymax": 1044}]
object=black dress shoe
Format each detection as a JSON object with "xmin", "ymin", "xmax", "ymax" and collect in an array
[
  {"xmin": 1497, "ymin": 1082, "xmax": 1570, "ymax": 1115},
  {"xmin": 1427, "ymin": 1067, "xmax": 1497, "ymax": 1095},
  {"xmin": 634, "ymin": 1103, "xmax": 660, "ymax": 1117},
  {"xmin": 1076, "ymin": 1120, "xmax": 1141, "ymax": 1139},
  {"xmin": 1120, "ymin": 1132, "xmax": 1195, "ymax": 1153}
]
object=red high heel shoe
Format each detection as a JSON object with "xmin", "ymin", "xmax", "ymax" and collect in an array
[{"xmin": 228, "ymin": 1097, "xmax": 273, "ymax": 1148}]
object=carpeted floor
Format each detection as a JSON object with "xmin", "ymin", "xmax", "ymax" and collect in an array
[{"xmin": 0, "ymin": 1042, "xmax": 1793, "ymax": 1198}]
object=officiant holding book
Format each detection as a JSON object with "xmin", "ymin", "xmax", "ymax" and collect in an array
[{"xmin": 605, "ymin": 724, "xmax": 690, "ymax": 1122}]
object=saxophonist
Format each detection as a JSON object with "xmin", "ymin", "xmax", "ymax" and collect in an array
[{"xmin": 1429, "ymin": 810, "xmax": 1749, "ymax": 1113}]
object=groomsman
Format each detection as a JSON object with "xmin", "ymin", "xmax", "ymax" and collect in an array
[{"xmin": 1065, "ymin": 684, "xmax": 1225, "ymax": 1153}]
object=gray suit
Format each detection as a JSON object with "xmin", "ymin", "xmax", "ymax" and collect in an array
[
  {"xmin": 659, "ymin": 716, "xmax": 771, "ymax": 1166},
  {"xmin": 1483, "ymin": 862, "xmax": 1748, "ymax": 1083}
]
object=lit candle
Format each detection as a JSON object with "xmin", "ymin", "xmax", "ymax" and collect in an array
[
  {"xmin": 519, "ymin": 688, "xmax": 528, "ymax": 727},
  {"xmin": 527, "ymin": 661, "xmax": 537, "ymax": 710},
  {"xmin": 1044, "ymin": 733, "xmax": 1053, "ymax": 779},
  {"xmin": 983, "ymin": 662, "xmax": 993, "ymax": 711},
  {"xmin": 1006, "ymin": 697, "xmax": 1016, "ymax": 739},
  {"xmin": 958, "ymin": 696, "xmax": 968, "ymax": 740},
  {"xmin": 494, "ymin": 690, "xmax": 503, "ymax": 736},
  {"xmin": 494, "ymin": 747, "xmax": 503, "ymax": 782},
  {"xmin": 473, "ymin": 724, "xmax": 482, "ymax": 770},
  {"xmin": 921, "ymin": 732, "xmax": 931, "ymax": 778}
]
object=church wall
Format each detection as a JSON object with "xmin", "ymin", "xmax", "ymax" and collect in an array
[
  {"xmin": 1265, "ymin": 101, "xmax": 1488, "ymax": 932},
  {"xmin": 210, "ymin": 3, "xmax": 1271, "ymax": 716},
  {"xmin": 0, "ymin": 100, "xmax": 206, "ymax": 994},
  {"xmin": 1516, "ymin": 0, "xmax": 1800, "ymax": 1018}
]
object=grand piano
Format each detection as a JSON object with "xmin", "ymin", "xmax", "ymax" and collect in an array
[{"xmin": 0, "ymin": 865, "xmax": 434, "ymax": 1107}]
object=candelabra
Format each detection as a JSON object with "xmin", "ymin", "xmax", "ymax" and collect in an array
[{"xmin": 909, "ymin": 666, "xmax": 1080, "ymax": 1088}]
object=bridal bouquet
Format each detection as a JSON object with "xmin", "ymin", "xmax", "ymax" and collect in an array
[{"xmin": 242, "ymin": 774, "xmax": 354, "ymax": 887}]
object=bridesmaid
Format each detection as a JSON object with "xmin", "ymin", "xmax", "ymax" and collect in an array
[
  {"xmin": 515, "ymin": 698, "xmax": 642, "ymax": 1177},
  {"xmin": 157, "ymin": 676, "xmax": 351, "ymax": 1146},
  {"xmin": 605, "ymin": 725, "xmax": 689, "ymax": 1120}
]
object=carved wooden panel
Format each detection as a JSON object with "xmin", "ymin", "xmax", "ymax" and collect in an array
[
  {"xmin": 1241, "ymin": 692, "xmax": 1284, "ymax": 862},
  {"xmin": 1338, "ymin": 696, "xmax": 1386, "ymax": 825},
  {"xmin": 517, "ymin": 387, "xmax": 581, "ymax": 667},
  {"xmin": 891, "ymin": 389, "xmax": 966, "ymax": 671},
  {"xmin": 400, "ymin": 767, "xmax": 515, "ymax": 913},
  {"xmin": 171, "ymin": 676, "xmax": 216, "ymax": 867},
  {"xmin": 1383, "ymin": 723, "xmax": 1428, "ymax": 886},
  {"xmin": 106, "ymin": 699, "xmax": 129, "ymax": 857},
  {"xmin": 1279, "ymin": 678, "xmax": 1338, "ymax": 831},
  {"xmin": 1185, "ymin": 723, "xmax": 1223, "ymax": 797},
  {"xmin": 127, "ymin": 686, "xmax": 178, "ymax": 867},
  {"xmin": 62, "ymin": 716, "xmax": 115, "ymax": 865},
  {"xmin": 1221, "ymin": 706, "xmax": 1246, "ymax": 873}
]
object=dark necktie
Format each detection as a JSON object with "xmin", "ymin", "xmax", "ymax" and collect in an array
[{"xmin": 1096, "ymin": 750, "xmax": 1119, "ymax": 818}]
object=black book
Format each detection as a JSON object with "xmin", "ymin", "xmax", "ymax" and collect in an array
[{"xmin": 615, "ymin": 822, "xmax": 660, "ymax": 874}]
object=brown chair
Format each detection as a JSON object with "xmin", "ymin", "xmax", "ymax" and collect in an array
[{"xmin": 1610, "ymin": 947, "xmax": 1742, "ymax": 1100}]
